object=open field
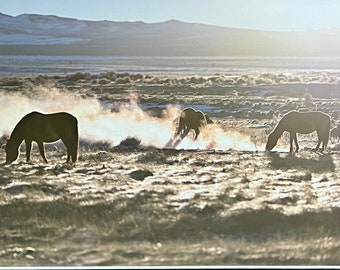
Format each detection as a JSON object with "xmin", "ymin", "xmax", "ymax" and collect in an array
[{"xmin": 0, "ymin": 70, "xmax": 340, "ymax": 266}]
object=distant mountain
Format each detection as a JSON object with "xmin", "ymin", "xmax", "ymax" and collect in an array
[{"xmin": 1, "ymin": 12, "xmax": 340, "ymax": 56}]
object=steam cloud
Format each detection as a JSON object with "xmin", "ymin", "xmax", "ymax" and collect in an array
[{"xmin": 0, "ymin": 86, "xmax": 257, "ymax": 151}]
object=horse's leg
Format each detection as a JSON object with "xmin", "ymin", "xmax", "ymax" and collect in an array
[
  {"xmin": 321, "ymin": 141, "xmax": 325, "ymax": 152},
  {"xmin": 290, "ymin": 132, "xmax": 299, "ymax": 152},
  {"xmin": 25, "ymin": 140, "xmax": 32, "ymax": 162},
  {"xmin": 60, "ymin": 138, "xmax": 71, "ymax": 163},
  {"xmin": 323, "ymin": 129, "xmax": 330, "ymax": 152},
  {"xmin": 176, "ymin": 120, "xmax": 185, "ymax": 137},
  {"xmin": 71, "ymin": 152, "xmax": 77, "ymax": 163},
  {"xmin": 312, "ymin": 140, "xmax": 321, "ymax": 152},
  {"xmin": 180, "ymin": 127, "xmax": 190, "ymax": 140},
  {"xmin": 62, "ymin": 138, "xmax": 76, "ymax": 163},
  {"xmin": 176, "ymin": 126, "xmax": 183, "ymax": 139},
  {"xmin": 67, "ymin": 144, "xmax": 77, "ymax": 163},
  {"xmin": 320, "ymin": 136, "xmax": 329, "ymax": 153},
  {"xmin": 294, "ymin": 134, "xmax": 299, "ymax": 152},
  {"xmin": 320, "ymin": 134, "xmax": 327, "ymax": 153},
  {"xmin": 289, "ymin": 132, "xmax": 295, "ymax": 153},
  {"xmin": 194, "ymin": 128, "xmax": 200, "ymax": 140},
  {"xmin": 71, "ymin": 138, "xmax": 79, "ymax": 163},
  {"xmin": 37, "ymin": 142, "xmax": 48, "ymax": 163},
  {"xmin": 70, "ymin": 127, "xmax": 79, "ymax": 163},
  {"xmin": 313, "ymin": 130, "xmax": 324, "ymax": 152}
]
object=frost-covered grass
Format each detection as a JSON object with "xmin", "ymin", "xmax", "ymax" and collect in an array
[
  {"xmin": 0, "ymin": 73, "xmax": 340, "ymax": 266},
  {"xmin": 1, "ymin": 147, "xmax": 340, "ymax": 265}
]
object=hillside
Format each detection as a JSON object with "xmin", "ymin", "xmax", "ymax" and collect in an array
[{"xmin": 0, "ymin": 13, "xmax": 340, "ymax": 56}]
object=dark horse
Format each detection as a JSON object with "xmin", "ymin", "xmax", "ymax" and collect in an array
[
  {"xmin": 175, "ymin": 107, "xmax": 213, "ymax": 140},
  {"xmin": 5, "ymin": 111, "xmax": 79, "ymax": 163},
  {"xmin": 265, "ymin": 111, "xmax": 330, "ymax": 153}
]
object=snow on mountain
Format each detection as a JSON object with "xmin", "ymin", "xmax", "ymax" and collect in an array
[
  {"xmin": 1, "ymin": 13, "xmax": 86, "ymax": 33},
  {"xmin": 0, "ymin": 13, "xmax": 238, "ymax": 47},
  {"xmin": 0, "ymin": 13, "xmax": 87, "ymax": 44},
  {"xmin": 0, "ymin": 13, "xmax": 339, "ymax": 56}
]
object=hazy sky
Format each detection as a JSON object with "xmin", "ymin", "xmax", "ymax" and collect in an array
[{"xmin": 1, "ymin": 0, "xmax": 340, "ymax": 31}]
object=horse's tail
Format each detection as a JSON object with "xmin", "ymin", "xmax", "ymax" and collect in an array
[
  {"xmin": 320, "ymin": 114, "xmax": 331, "ymax": 151},
  {"xmin": 205, "ymin": 114, "xmax": 213, "ymax": 124},
  {"xmin": 72, "ymin": 120, "xmax": 79, "ymax": 162},
  {"xmin": 175, "ymin": 115, "xmax": 185, "ymax": 137},
  {"xmin": 324, "ymin": 117, "xmax": 331, "ymax": 150}
]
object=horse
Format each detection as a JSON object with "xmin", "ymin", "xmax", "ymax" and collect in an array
[
  {"xmin": 265, "ymin": 111, "xmax": 330, "ymax": 153},
  {"xmin": 5, "ymin": 111, "xmax": 79, "ymax": 163},
  {"xmin": 175, "ymin": 107, "xmax": 213, "ymax": 140}
]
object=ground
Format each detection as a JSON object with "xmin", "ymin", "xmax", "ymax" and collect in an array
[{"xmin": 0, "ymin": 72, "xmax": 340, "ymax": 266}]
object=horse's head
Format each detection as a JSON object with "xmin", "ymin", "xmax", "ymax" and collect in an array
[
  {"xmin": 265, "ymin": 132, "xmax": 277, "ymax": 151},
  {"xmin": 5, "ymin": 139, "xmax": 19, "ymax": 163}
]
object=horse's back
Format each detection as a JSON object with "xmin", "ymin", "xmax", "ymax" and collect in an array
[
  {"xmin": 24, "ymin": 111, "xmax": 77, "ymax": 128},
  {"xmin": 308, "ymin": 111, "xmax": 330, "ymax": 130},
  {"xmin": 48, "ymin": 112, "xmax": 78, "ymax": 138},
  {"xmin": 284, "ymin": 111, "xmax": 330, "ymax": 124},
  {"xmin": 181, "ymin": 108, "xmax": 197, "ymax": 119},
  {"xmin": 309, "ymin": 111, "xmax": 330, "ymax": 122},
  {"xmin": 282, "ymin": 111, "xmax": 330, "ymax": 136},
  {"xmin": 18, "ymin": 111, "xmax": 78, "ymax": 140},
  {"xmin": 49, "ymin": 112, "xmax": 78, "ymax": 126},
  {"xmin": 181, "ymin": 108, "xmax": 206, "ymax": 123},
  {"xmin": 13, "ymin": 111, "xmax": 43, "ymax": 133}
]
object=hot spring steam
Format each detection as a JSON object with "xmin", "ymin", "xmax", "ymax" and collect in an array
[{"xmin": 0, "ymin": 88, "xmax": 257, "ymax": 151}]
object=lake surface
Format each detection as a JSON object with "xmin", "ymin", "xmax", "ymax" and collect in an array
[{"xmin": 1, "ymin": 55, "xmax": 340, "ymax": 76}]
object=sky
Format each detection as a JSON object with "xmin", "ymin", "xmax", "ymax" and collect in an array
[{"xmin": 1, "ymin": 0, "xmax": 340, "ymax": 32}]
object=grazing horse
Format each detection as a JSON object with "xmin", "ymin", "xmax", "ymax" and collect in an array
[
  {"xmin": 265, "ymin": 111, "xmax": 330, "ymax": 153},
  {"xmin": 175, "ymin": 107, "xmax": 213, "ymax": 140},
  {"xmin": 5, "ymin": 111, "xmax": 78, "ymax": 163}
]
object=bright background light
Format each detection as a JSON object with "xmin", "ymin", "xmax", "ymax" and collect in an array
[{"xmin": 1, "ymin": 0, "xmax": 340, "ymax": 31}]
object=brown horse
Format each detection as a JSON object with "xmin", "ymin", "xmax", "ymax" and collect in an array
[
  {"xmin": 265, "ymin": 111, "xmax": 330, "ymax": 153},
  {"xmin": 5, "ymin": 111, "xmax": 78, "ymax": 163},
  {"xmin": 175, "ymin": 107, "xmax": 213, "ymax": 140}
]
